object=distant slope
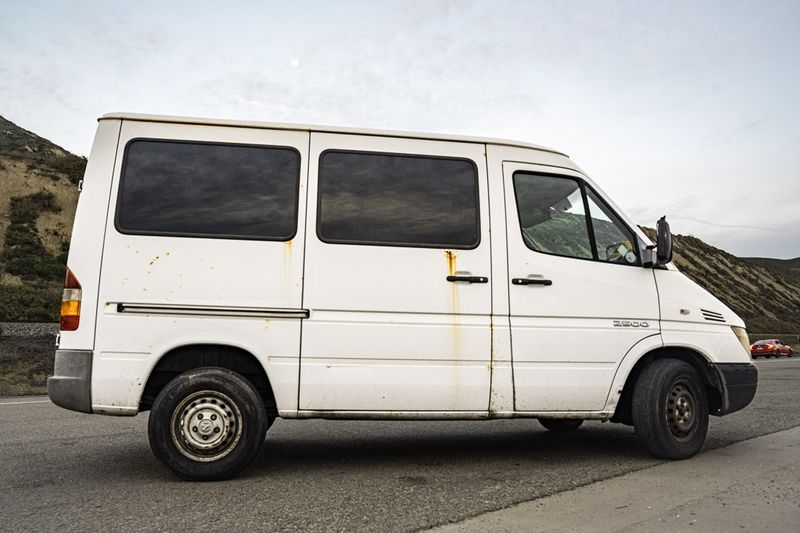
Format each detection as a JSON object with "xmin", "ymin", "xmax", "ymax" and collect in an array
[
  {"xmin": 0, "ymin": 115, "xmax": 85, "ymax": 321},
  {"xmin": 0, "ymin": 115, "xmax": 72, "ymax": 161},
  {"xmin": 740, "ymin": 256, "xmax": 800, "ymax": 286}
]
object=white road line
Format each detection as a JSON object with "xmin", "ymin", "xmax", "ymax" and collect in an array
[{"xmin": 0, "ymin": 399, "xmax": 51, "ymax": 406}]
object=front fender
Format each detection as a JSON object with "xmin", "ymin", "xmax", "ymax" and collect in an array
[{"xmin": 602, "ymin": 333, "xmax": 663, "ymax": 414}]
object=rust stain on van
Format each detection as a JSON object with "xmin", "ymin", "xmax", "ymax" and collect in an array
[
  {"xmin": 148, "ymin": 255, "xmax": 160, "ymax": 266},
  {"xmin": 444, "ymin": 250, "xmax": 460, "ymax": 315},
  {"xmin": 444, "ymin": 249, "xmax": 462, "ymax": 359},
  {"xmin": 444, "ymin": 249, "xmax": 457, "ymax": 276}
]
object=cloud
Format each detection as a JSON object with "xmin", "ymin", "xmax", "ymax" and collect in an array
[{"xmin": 1, "ymin": 0, "xmax": 799, "ymax": 258}]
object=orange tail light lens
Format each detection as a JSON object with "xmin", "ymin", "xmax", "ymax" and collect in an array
[{"xmin": 60, "ymin": 267, "xmax": 82, "ymax": 331}]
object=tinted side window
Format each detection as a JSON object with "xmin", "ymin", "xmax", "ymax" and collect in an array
[
  {"xmin": 513, "ymin": 173, "xmax": 593, "ymax": 259},
  {"xmin": 512, "ymin": 172, "xmax": 639, "ymax": 265},
  {"xmin": 317, "ymin": 151, "xmax": 480, "ymax": 248},
  {"xmin": 117, "ymin": 140, "xmax": 300, "ymax": 240}
]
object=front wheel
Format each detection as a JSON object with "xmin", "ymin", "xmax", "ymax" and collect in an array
[
  {"xmin": 538, "ymin": 418, "xmax": 583, "ymax": 431},
  {"xmin": 632, "ymin": 359, "xmax": 708, "ymax": 459},
  {"xmin": 148, "ymin": 367, "xmax": 269, "ymax": 481}
]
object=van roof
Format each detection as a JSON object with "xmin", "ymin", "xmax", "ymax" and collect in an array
[{"xmin": 100, "ymin": 113, "xmax": 567, "ymax": 157}]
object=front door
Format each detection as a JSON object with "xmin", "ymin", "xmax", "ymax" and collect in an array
[
  {"xmin": 299, "ymin": 133, "xmax": 493, "ymax": 412},
  {"xmin": 503, "ymin": 162, "xmax": 660, "ymax": 411}
]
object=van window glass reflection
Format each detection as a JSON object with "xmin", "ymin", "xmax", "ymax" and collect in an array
[
  {"xmin": 318, "ymin": 151, "xmax": 479, "ymax": 248},
  {"xmin": 118, "ymin": 140, "xmax": 300, "ymax": 240},
  {"xmin": 513, "ymin": 173, "xmax": 592, "ymax": 259}
]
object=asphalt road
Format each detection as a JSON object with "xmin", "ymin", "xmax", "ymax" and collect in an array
[{"xmin": 2, "ymin": 358, "xmax": 799, "ymax": 532}]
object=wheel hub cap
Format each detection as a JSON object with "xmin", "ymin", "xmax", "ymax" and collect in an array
[
  {"xmin": 170, "ymin": 391, "xmax": 243, "ymax": 462},
  {"xmin": 666, "ymin": 382, "xmax": 696, "ymax": 440}
]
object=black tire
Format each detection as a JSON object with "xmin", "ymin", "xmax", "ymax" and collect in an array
[
  {"xmin": 148, "ymin": 367, "xmax": 268, "ymax": 481},
  {"xmin": 538, "ymin": 418, "xmax": 583, "ymax": 431},
  {"xmin": 632, "ymin": 359, "xmax": 708, "ymax": 459}
]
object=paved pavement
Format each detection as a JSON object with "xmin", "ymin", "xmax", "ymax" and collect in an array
[
  {"xmin": 432, "ymin": 426, "xmax": 800, "ymax": 532},
  {"xmin": 1, "ymin": 358, "xmax": 799, "ymax": 532}
]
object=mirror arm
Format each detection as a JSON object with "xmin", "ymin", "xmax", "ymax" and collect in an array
[{"xmin": 641, "ymin": 248, "xmax": 654, "ymax": 268}]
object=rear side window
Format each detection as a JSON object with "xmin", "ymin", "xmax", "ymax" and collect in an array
[
  {"xmin": 317, "ymin": 151, "xmax": 480, "ymax": 248},
  {"xmin": 117, "ymin": 140, "xmax": 300, "ymax": 240}
]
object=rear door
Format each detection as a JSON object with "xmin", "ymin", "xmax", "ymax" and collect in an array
[
  {"xmin": 93, "ymin": 120, "xmax": 308, "ymax": 410},
  {"xmin": 299, "ymin": 133, "xmax": 493, "ymax": 412}
]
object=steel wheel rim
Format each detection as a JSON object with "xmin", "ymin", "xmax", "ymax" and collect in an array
[
  {"xmin": 665, "ymin": 380, "xmax": 697, "ymax": 441},
  {"xmin": 170, "ymin": 390, "xmax": 243, "ymax": 462}
]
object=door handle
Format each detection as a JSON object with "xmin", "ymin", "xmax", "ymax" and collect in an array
[
  {"xmin": 447, "ymin": 275, "xmax": 489, "ymax": 284},
  {"xmin": 512, "ymin": 278, "xmax": 552, "ymax": 286}
]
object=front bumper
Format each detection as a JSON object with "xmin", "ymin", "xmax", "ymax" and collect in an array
[
  {"xmin": 712, "ymin": 363, "xmax": 758, "ymax": 416},
  {"xmin": 47, "ymin": 349, "xmax": 92, "ymax": 413}
]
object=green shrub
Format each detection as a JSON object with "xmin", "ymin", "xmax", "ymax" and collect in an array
[
  {"xmin": 3, "ymin": 192, "xmax": 66, "ymax": 284},
  {"xmin": 9, "ymin": 191, "xmax": 59, "ymax": 224},
  {"xmin": 0, "ymin": 283, "xmax": 60, "ymax": 321},
  {"xmin": 47, "ymin": 155, "xmax": 87, "ymax": 184},
  {"xmin": 4, "ymin": 224, "xmax": 40, "ymax": 248}
]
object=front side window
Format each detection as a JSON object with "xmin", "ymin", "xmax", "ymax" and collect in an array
[
  {"xmin": 317, "ymin": 151, "xmax": 480, "ymax": 248},
  {"xmin": 513, "ymin": 172, "xmax": 639, "ymax": 265},
  {"xmin": 585, "ymin": 188, "xmax": 638, "ymax": 264},
  {"xmin": 117, "ymin": 140, "xmax": 301, "ymax": 240},
  {"xmin": 513, "ymin": 174, "xmax": 593, "ymax": 259}
]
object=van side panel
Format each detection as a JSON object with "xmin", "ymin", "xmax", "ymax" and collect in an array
[
  {"xmin": 58, "ymin": 119, "xmax": 122, "ymax": 351},
  {"xmin": 91, "ymin": 120, "xmax": 309, "ymax": 414},
  {"xmin": 300, "ymin": 133, "xmax": 493, "ymax": 412}
]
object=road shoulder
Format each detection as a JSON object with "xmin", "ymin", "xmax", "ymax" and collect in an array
[{"xmin": 430, "ymin": 425, "xmax": 800, "ymax": 532}]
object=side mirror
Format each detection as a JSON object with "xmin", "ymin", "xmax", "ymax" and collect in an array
[{"xmin": 656, "ymin": 216, "xmax": 673, "ymax": 267}]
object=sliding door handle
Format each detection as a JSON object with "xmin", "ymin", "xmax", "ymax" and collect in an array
[
  {"xmin": 512, "ymin": 278, "xmax": 552, "ymax": 286},
  {"xmin": 447, "ymin": 275, "xmax": 489, "ymax": 284}
]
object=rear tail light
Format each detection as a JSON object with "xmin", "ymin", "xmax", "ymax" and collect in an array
[{"xmin": 60, "ymin": 267, "xmax": 82, "ymax": 331}]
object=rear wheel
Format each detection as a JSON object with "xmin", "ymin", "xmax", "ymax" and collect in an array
[
  {"xmin": 148, "ymin": 367, "xmax": 268, "ymax": 481},
  {"xmin": 538, "ymin": 418, "xmax": 583, "ymax": 432},
  {"xmin": 632, "ymin": 359, "xmax": 708, "ymax": 459}
]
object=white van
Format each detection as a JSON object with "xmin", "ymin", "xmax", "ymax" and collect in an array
[{"xmin": 48, "ymin": 113, "xmax": 757, "ymax": 480}]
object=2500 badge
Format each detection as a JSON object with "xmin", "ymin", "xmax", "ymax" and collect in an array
[{"xmin": 613, "ymin": 320, "xmax": 650, "ymax": 328}]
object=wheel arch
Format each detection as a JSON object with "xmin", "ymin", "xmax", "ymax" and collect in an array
[
  {"xmin": 139, "ymin": 343, "xmax": 278, "ymax": 415},
  {"xmin": 610, "ymin": 345, "xmax": 723, "ymax": 425}
]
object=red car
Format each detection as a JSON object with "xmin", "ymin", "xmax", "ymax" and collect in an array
[{"xmin": 751, "ymin": 339, "xmax": 794, "ymax": 359}]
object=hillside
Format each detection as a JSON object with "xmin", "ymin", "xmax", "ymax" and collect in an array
[
  {"xmin": 0, "ymin": 115, "xmax": 797, "ymax": 334},
  {"xmin": 740, "ymin": 256, "xmax": 800, "ymax": 286},
  {"xmin": 0, "ymin": 115, "xmax": 85, "ymax": 321}
]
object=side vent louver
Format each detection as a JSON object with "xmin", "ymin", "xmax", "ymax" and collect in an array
[{"xmin": 701, "ymin": 309, "xmax": 726, "ymax": 323}]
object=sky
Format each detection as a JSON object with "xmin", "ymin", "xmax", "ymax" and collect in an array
[{"xmin": 1, "ymin": 0, "xmax": 798, "ymax": 258}]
